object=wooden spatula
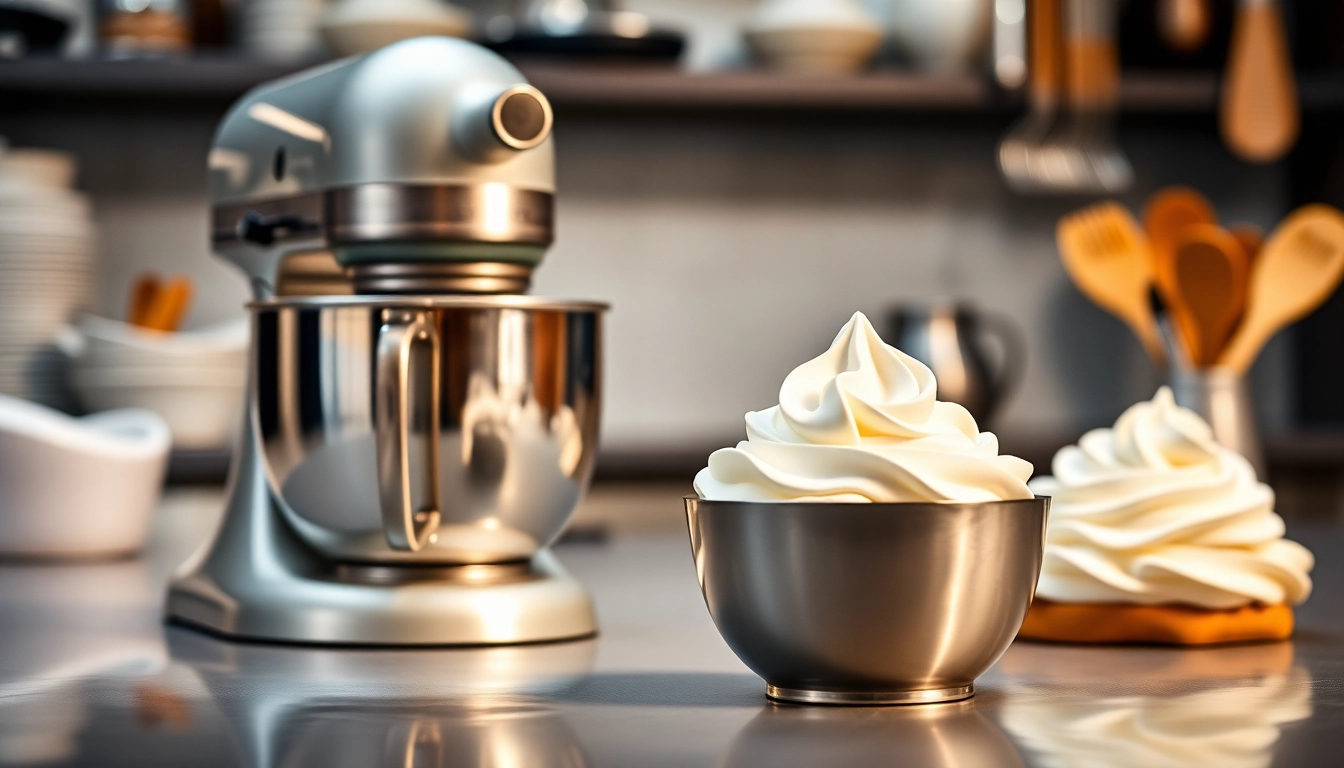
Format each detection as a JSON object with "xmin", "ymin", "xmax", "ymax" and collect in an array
[
  {"xmin": 1219, "ymin": 204, "xmax": 1344, "ymax": 372},
  {"xmin": 1229, "ymin": 223, "xmax": 1264, "ymax": 265},
  {"xmin": 1144, "ymin": 186, "xmax": 1217, "ymax": 265},
  {"xmin": 1058, "ymin": 202, "xmax": 1165, "ymax": 364},
  {"xmin": 1160, "ymin": 224, "xmax": 1250, "ymax": 367},
  {"xmin": 1220, "ymin": 0, "xmax": 1298, "ymax": 162}
]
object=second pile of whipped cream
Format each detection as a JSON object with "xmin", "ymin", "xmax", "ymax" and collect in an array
[
  {"xmin": 693, "ymin": 312, "xmax": 1033, "ymax": 502},
  {"xmin": 1029, "ymin": 387, "xmax": 1313, "ymax": 609}
]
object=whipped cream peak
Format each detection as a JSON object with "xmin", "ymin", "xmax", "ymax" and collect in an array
[
  {"xmin": 695, "ymin": 312, "xmax": 1032, "ymax": 503},
  {"xmin": 1031, "ymin": 388, "xmax": 1313, "ymax": 609},
  {"xmin": 1109, "ymin": 386, "xmax": 1218, "ymax": 469}
]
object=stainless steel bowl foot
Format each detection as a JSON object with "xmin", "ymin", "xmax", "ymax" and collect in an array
[{"xmin": 765, "ymin": 684, "xmax": 974, "ymax": 706}]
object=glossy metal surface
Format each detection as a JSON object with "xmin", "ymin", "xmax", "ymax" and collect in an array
[
  {"xmin": 886, "ymin": 301, "xmax": 1025, "ymax": 426},
  {"xmin": 165, "ymin": 295, "xmax": 603, "ymax": 645},
  {"xmin": 255, "ymin": 296, "xmax": 605, "ymax": 565},
  {"xmin": 207, "ymin": 37, "xmax": 557, "ymax": 293},
  {"xmin": 165, "ymin": 431, "xmax": 597, "ymax": 644},
  {"xmin": 685, "ymin": 497, "xmax": 1049, "ymax": 704},
  {"xmin": 15, "ymin": 497, "xmax": 1344, "ymax": 766},
  {"xmin": 1170, "ymin": 367, "xmax": 1265, "ymax": 477},
  {"xmin": 348, "ymin": 261, "xmax": 536, "ymax": 295}
]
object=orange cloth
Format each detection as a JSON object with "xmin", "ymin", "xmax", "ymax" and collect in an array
[{"xmin": 1018, "ymin": 599, "xmax": 1293, "ymax": 645}]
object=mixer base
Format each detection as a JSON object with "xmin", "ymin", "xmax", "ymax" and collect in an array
[
  {"xmin": 167, "ymin": 548, "xmax": 597, "ymax": 646},
  {"xmin": 164, "ymin": 446, "xmax": 596, "ymax": 646}
]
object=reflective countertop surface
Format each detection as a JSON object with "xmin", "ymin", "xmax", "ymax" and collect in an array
[{"xmin": 2, "ymin": 488, "xmax": 1341, "ymax": 767}]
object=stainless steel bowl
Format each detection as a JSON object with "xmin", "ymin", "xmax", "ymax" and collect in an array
[
  {"xmin": 254, "ymin": 295, "xmax": 605, "ymax": 565},
  {"xmin": 684, "ymin": 497, "xmax": 1049, "ymax": 705}
]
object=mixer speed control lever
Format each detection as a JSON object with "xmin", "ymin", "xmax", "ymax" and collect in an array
[{"xmin": 238, "ymin": 210, "xmax": 320, "ymax": 246}]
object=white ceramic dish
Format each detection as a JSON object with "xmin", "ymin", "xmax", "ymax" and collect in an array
[
  {"xmin": 745, "ymin": 0, "xmax": 882, "ymax": 74},
  {"xmin": 69, "ymin": 370, "xmax": 245, "ymax": 450},
  {"xmin": 319, "ymin": 0, "xmax": 471, "ymax": 56},
  {"xmin": 745, "ymin": 26, "xmax": 883, "ymax": 73},
  {"xmin": 886, "ymin": 0, "xmax": 994, "ymax": 74},
  {"xmin": 0, "ymin": 395, "xmax": 169, "ymax": 559},
  {"xmin": 62, "ymin": 316, "xmax": 247, "ymax": 368},
  {"xmin": 60, "ymin": 317, "xmax": 248, "ymax": 449}
]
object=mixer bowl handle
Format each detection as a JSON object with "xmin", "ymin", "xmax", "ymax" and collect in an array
[{"xmin": 375, "ymin": 310, "xmax": 442, "ymax": 551}]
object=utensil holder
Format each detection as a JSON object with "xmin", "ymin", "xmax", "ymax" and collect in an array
[{"xmin": 1169, "ymin": 367, "xmax": 1265, "ymax": 478}]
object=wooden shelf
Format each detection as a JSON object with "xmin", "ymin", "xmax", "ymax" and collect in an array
[
  {"xmin": 522, "ymin": 65, "xmax": 993, "ymax": 111},
  {"xmin": 1, "ymin": 56, "xmax": 315, "ymax": 102},
  {"xmin": 5, "ymin": 57, "xmax": 1342, "ymax": 114}
]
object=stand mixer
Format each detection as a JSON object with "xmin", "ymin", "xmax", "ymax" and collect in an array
[{"xmin": 166, "ymin": 37, "xmax": 606, "ymax": 646}]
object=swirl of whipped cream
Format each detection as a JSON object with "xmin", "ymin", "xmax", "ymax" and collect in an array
[
  {"xmin": 1029, "ymin": 387, "xmax": 1313, "ymax": 609},
  {"xmin": 693, "ymin": 312, "xmax": 1033, "ymax": 502}
]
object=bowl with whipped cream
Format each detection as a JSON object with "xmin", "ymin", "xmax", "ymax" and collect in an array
[
  {"xmin": 686, "ymin": 312, "xmax": 1048, "ymax": 705},
  {"xmin": 1019, "ymin": 387, "xmax": 1313, "ymax": 645}
]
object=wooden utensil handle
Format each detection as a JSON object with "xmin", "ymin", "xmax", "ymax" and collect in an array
[
  {"xmin": 1064, "ymin": 0, "xmax": 1120, "ymax": 110},
  {"xmin": 1028, "ymin": 0, "xmax": 1064, "ymax": 103},
  {"xmin": 128, "ymin": 274, "xmax": 161, "ymax": 327}
]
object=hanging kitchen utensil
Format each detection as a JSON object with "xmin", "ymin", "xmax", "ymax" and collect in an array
[
  {"xmin": 1057, "ymin": 201, "xmax": 1164, "ymax": 363},
  {"xmin": 1220, "ymin": 0, "xmax": 1298, "ymax": 163},
  {"xmin": 1159, "ymin": 223, "xmax": 1249, "ymax": 367},
  {"xmin": 999, "ymin": 0, "xmax": 1064, "ymax": 191},
  {"xmin": 1218, "ymin": 205, "xmax": 1344, "ymax": 373},
  {"xmin": 1157, "ymin": 0, "xmax": 1211, "ymax": 52},
  {"xmin": 1060, "ymin": 0, "xmax": 1131, "ymax": 192}
]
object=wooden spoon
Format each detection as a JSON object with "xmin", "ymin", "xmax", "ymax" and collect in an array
[
  {"xmin": 139, "ymin": 277, "xmax": 194, "ymax": 333},
  {"xmin": 1159, "ymin": 224, "xmax": 1250, "ymax": 367},
  {"xmin": 1218, "ymin": 205, "xmax": 1344, "ymax": 372},
  {"xmin": 1220, "ymin": 0, "xmax": 1298, "ymax": 163},
  {"xmin": 1144, "ymin": 186, "xmax": 1217, "ymax": 266},
  {"xmin": 127, "ymin": 274, "xmax": 161, "ymax": 327},
  {"xmin": 1057, "ymin": 202, "xmax": 1165, "ymax": 364},
  {"xmin": 1229, "ymin": 223, "xmax": 1264, "ymax": 264}
]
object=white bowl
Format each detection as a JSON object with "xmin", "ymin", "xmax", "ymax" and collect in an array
[
  {"xmin": 0, "ymin": 395, "xmax": 169, "ymax": 559},
  {"xmin": 319, "ymin": 0, "xmax": 472, "ymax": 56},
  {"xmin": 62, "ymin": 316, "xmax": 247, "ymax": 371},
  {"xmin": 69, "ymin": 371, "xmax": 245, "ymax": 450},
  {"xmin": 745, "ymin": 25, "xmax": 883, "ymax": 74}
]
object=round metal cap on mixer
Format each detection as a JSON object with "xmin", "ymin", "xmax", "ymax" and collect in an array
[{"xmin": 492, "ymin": 85, "xmax": 553, "ymax": 150}]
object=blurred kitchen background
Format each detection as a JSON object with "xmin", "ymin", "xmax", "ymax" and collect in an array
[{"xmin": 4, "ymin": 0, "xmax": 1344, "ymax": 523}]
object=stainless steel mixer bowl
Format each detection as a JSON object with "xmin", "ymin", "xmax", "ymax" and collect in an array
[
  {"xmin": 684, "ymin": 497, "xmax": 1049, "ymax": 705},
  {"xmin": 253, "ymin": 295, "xmax": 605, "ymax": 565}
]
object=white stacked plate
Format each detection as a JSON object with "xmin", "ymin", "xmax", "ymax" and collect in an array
[{"xmin": 0, "ymin": 147, "xmax": 95, "ymax": 411}]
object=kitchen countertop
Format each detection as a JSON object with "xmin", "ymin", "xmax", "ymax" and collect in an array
[{"xmin": 2, "ymin": 487, "xmax": 1342, "ymax": 767}]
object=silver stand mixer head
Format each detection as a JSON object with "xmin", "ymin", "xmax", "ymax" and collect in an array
[{"xmin": 167, "ymin": 38, "xmax": 604, "ymax": 646}]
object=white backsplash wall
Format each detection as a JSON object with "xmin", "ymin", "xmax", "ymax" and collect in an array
[
  {"xmin": 532, "ymin": 114, "xmax": 1290, "ymax": 452},
  {"xmin": 0, "ymin": 108, "xmax": 1292, "ymax": 456}
]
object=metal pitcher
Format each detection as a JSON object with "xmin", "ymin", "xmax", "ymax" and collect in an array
[
  {"xmin": 886, "ymin": 302, "xmax": 1025, "ymax": 426},
  {"xmin": 1169, "ymin": 368, "xmax": 1266, "ymax": 479}
]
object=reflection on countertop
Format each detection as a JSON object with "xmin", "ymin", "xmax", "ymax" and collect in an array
[
  {"xmin": 722, "ymin": 699, "xmax": 1025, "ymax": 768},
  {"xmin": 998, "ymin": 642, "xmax": 1312, "ymax": 768},
  {"xmin": 0, "ymin": 488, "xmax": 1341, "ymax": 766}
]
